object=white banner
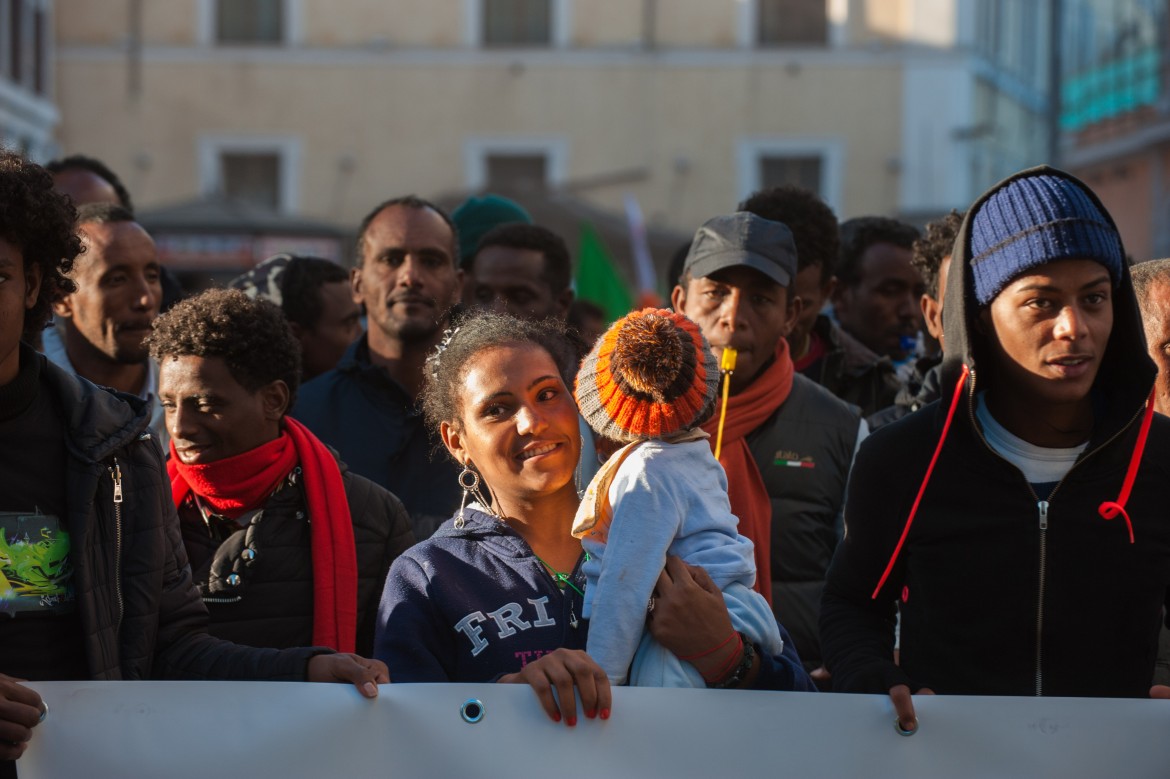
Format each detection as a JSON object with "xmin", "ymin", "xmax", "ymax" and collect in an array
[{"xmin": 18, "ymin": 681, "xmax": 1170, "ymax": 778}]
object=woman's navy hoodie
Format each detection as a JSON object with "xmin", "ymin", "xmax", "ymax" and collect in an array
[
  {"xmin": 375, "ymin": 507, "xmax": 815, "ymax": 690},
  {"xmin": 375, "ymin": 507, "xmax": 588, "ymax": 683}
]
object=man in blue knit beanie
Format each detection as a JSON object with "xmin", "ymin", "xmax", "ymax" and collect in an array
[{"xmin": 822, "ymin": 166, "xmax": 1170, "ymax": 733}]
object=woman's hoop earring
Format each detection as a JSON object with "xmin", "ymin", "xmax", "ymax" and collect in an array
[{"xmin": 455, "ymin": 465, "xmax": 494, "ymax": 527}]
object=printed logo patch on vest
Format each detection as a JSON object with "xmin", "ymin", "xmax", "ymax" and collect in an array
[
  {"xmin": 772, "ymin": 450, "xmax": 816, "ymax": 469},
  {"xmin": 0, "ymin": 511, "xmax": 76, "ymax": 617}
]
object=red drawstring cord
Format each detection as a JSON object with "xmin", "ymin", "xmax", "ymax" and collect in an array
[
  {"xmin": 1097, "ymin": 388, "xmax": 1156, "ymax": 544},
  {"xmin": 871, "ymin": 365, "xmax": 970, "ymax": 599}
]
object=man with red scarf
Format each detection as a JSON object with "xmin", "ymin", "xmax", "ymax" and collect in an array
[
  {"xmin": 672, "ymin": 212, "xmax": 864, "ymax": 682},
  {"xmin": 149, "ymin": 289, "xmax": 415, "ymax": 656}
]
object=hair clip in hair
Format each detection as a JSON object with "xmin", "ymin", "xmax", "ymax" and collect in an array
[{"xmin": 427, "ymin": 325, "xmax": 462, "ymax": 381}]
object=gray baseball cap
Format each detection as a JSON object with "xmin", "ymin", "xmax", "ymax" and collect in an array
[{"xmin": 683, "ymin": 212, "xmax": 798, "ymax": 287}]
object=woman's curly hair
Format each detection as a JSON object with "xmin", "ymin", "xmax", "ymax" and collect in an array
[
  {"xmin": 0, "ymin": 151, "xmax": 82, "ymax": 340},
  {"xmin": 146, "ymin": 288, "xmax": 303, "ymax": 408},
  {"xmin": 421, "ymin": 311, "xmax": 579, "ymax": 439}
]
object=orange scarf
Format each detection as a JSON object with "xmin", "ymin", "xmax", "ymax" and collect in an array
[{"xmin": 700, "ymin": 340, "xmax": 794, "ymax": 605}]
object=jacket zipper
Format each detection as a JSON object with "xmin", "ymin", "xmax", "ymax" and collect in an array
[
  {"xmin": 964, "ymin": 369, "xmax": 1146, "ymax": 696},
  {"xmin": 107, "ymin": 458, "xmax": 124, "ymax": 632}
]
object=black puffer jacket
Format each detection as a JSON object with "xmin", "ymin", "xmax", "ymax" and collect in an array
[
  {"xmin": 179, "ymin": 452, "xmax": 415, "ymax": 656},
  {"xmin": 39, "ymin": 350, "xmax": 321, "ymax": 680},
  {"xmin": 821, "ymin": 167, "xmax": 1170, "ymax": 698}
]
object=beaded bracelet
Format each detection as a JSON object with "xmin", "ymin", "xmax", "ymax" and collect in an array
[{"xmin": 706, "ymin": 633, "xmax": 756, "ymax": 689}]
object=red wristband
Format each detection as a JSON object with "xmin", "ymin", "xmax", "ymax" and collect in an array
[
  {"xmin": 700, "ymin": 632, "xmax": 744, "ymax": 684},
  {"xmin": 678, "ymin": 630, "xmax": 738, "ymax": 661}
]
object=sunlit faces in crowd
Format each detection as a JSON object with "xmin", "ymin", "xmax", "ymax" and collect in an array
[
  {"xmin": 159, "ymin": 354, "xmax": 288, "ymax": 466},
  {"xmin": 440, "ymin": 343, "xmax": 581, "ymax": 512},
  {"xmin": 353, "ymin": 203, "xmax": 462, "ymax": 348},
  {"xmin": 53, "ymin": 218, "xmax": 161, "ymax": 366},
  {"xmin": 672, "ymin": 265, "xmax": 800, "ymax": 394},
  {"xmin": 981, "ymin": 258, "xmax": 1113, "ymax": 418}
]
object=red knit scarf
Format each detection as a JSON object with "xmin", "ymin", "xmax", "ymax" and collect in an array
[
  {"xmin": 168, "ymin": 418, "xmax": 358, "ymax": 653},
  {"xmin": 700, "ymin": 339, "xmax": 795, "ymax": 605}
]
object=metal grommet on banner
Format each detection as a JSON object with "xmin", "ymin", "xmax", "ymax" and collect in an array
[
  {"xmin": 38, "ymin": 701, "xmax": 48, "ymax": 723},
  {"xmin": 461, "ymin": 699, "xmax": 485, "ymax": 724},
  {"xmin": 894, "ymin": 717, "xmax": 918, "ymax": 737}
]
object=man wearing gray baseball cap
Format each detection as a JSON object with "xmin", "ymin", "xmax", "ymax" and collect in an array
[
  {"xmin": 685, "ymin": 212, "xmax": 800, "ymax": 287},
  {"xmin": 671, "ymin": 212, "xmax": 865, "ymax": 684}
]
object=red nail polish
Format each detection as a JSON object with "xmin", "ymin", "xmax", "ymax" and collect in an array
[
  {"xmin": 585, "ymin": 709, "xmax": 596, "ymax": 719},
  {"xmin": 567, "ymin": 716, "xmax": 577, "ymax": 727},
  {"xmin": 552, "ymin": 712, "xmax": 561, "ymax": 723},
  {"xmin": 600, "ymin": 708, "xmax": 611, "ymax": 720}
]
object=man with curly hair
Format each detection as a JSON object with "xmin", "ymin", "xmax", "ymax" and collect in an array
[
  {"xmin": 0, "ymin": 152, "xmax": 387, "ymax": 772},
  {"xmin": 149, "ymin": 288, "xmax": 414, "ymax": 655},
  {"xmin": 868, "ymin": 210, "xmax": 964, "ymax": 431},
  {"xmin": 739, "ymin": 186, "xmax": 901, "ymax": 416}
]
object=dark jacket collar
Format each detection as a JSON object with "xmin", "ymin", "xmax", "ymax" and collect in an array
[
  {"xmin": 430, "ymin": 506, "xmax": 549, "ymax": 560},
  {"xmin": 32, "ymin": 343, "xmax": 152, "ymax": 464},
  {"xmin": 334, "ymin": 334, "xmax": 414, "ymax": 401}
]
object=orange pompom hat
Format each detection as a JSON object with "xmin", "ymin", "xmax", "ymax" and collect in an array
[{"xmin": 575, "ymin": 308, "xmax": 719, "ymax": 443}]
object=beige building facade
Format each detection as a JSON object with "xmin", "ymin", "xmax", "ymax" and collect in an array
[{"xmin": 51, "ymin": 0, "xmax": 1055, "ymax": 261}]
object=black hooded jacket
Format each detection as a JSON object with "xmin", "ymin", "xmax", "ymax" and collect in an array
[{"xmin": 821, "ymin": 167, "xmax": 1170, "ymax": 697}]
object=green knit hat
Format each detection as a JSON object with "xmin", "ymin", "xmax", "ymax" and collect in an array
[{"xmin": 452, "ymin": 194, "xmax": 533, "ymax": 267}]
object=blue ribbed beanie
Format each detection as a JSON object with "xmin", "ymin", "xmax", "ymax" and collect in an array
[{"xmin": 970, "ymin": 173, "xmax": 1124, "ymax": 305}]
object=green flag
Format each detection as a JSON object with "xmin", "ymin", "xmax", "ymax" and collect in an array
[{"xmin": 575, "ymin": 222, "xmax": 634, "ymax": 323}]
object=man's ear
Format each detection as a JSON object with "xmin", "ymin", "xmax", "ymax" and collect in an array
[
  {"xmin": 52, "ymin": 290, "xmax": 73, "ymax": 319},
  {"xmin": 440, "ymin": 420, "xmax": 467, "ymax": 466},
  {"xmin": 670, "ymin": 283, "xmax": 687, "ymax": 312},
  {"xmin": 921, "ymin": 294, "xmax": 944, "ymax": 342},
  {"xmin": 555, "ymin": 288, "xmax": 574, "ymax": 319},
  {"xmin": 259, "ymin": 380, "xmax": 291, "ymax": 421},
  {"xmin": 350, "ymin": 266, "xmax": 364, "ymax": 306},
  {"xmin": 822, "ymin": 276, "xmax": 838, "ymax": 302},
  {"xmin": 782, "ymin": 292, "xmax": 803, "ymax": 338},
  {"xmin": 24, "ymin": 262, "xmax": 42, "ymax": 312}
]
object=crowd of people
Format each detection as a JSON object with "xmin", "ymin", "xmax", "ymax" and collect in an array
[{"xmin": 3, "ymin": 146, "xmax": 1170, "ymax": 769}]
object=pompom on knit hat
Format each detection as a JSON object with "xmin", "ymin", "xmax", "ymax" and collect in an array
[
  {"xmin": 575, "ymin": 308, "xmax": 718, "ymax": 443},
  {"xmin": 970, "ymin": 171, "xmax": 1124, "ymax": 306}
]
